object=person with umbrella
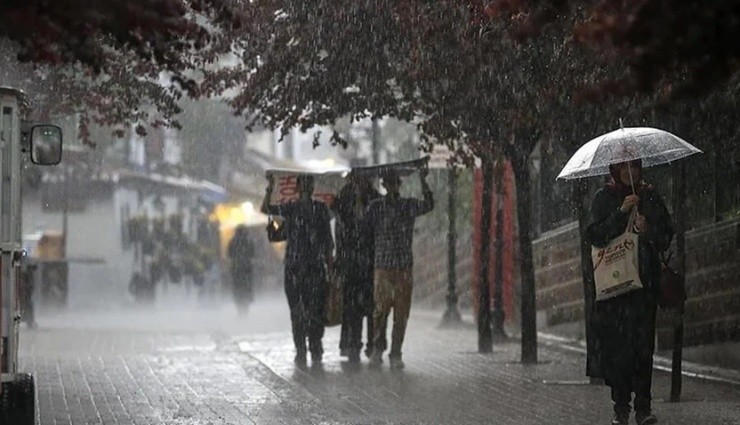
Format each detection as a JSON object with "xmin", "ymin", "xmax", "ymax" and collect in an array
[
  {"xmin": 559, "ymin": 126, "xmax": 700, "ymax": 425},
  {"xmin": 587, "ymin": 159, "xmax": 673, "ymax": 425}
]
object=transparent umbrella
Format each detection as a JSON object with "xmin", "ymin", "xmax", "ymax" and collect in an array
[{"xmin": 556, "ymin": 127, "xmax": 702, "ymax": 180}]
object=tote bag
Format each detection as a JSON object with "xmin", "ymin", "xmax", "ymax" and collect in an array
[
  {"xmin": 324, "ymin": 264, "xmax": 343, "ymax": 327},
  {"xmin": 592, "ymin": 210, "xmax": 643, "ymax": 301}
]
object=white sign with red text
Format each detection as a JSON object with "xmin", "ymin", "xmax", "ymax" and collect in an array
[{"xmin": 265, "ymin": 169, "xmax": 346, "ymax": 207}]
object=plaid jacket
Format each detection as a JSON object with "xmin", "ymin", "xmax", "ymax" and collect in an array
[{"xmin": 366, "ymin": 192, "xmax": 434, "ymax": 269}]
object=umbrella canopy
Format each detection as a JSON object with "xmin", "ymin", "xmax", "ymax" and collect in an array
[{"xmin": 557, "ymin": 127, "xmax": 702, "ymax": 180}]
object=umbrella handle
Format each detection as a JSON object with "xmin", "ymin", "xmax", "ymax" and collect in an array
[{"xmin": 627, "ymin": 163, "xmax": 636, "ymax": 195}]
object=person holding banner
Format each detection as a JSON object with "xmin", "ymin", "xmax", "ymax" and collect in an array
[
  {"xmin": 262, "ymin": 174, "xmax": 334, "ymax": 368},
  {"xmin": 333, "ymin": 173, "xmax": 380, "ymax": 364},
  {"xmin": 587, "ymin": 159, "xmax": 673, "ymax": 425},
  {"xmin": 366, "ymin": 167, "xmax": 434, "ymax": 370}
]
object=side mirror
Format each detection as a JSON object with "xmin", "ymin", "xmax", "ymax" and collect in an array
[{"xmin": 30, "ymin": 125, "xmax": 63, "ymax": 165}]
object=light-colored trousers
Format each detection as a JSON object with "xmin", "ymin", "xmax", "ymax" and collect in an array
[{"xmin": 372, "ymin": 268, "xmax": 413, "ymax": 357}]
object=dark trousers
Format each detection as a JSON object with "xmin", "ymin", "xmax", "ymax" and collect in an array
[
  {"xmin": 602, "ymin": 293, "xmax": 658, "ymax": 417},
  {"xmin": 339, "ymin": 265, "xmax": 375, "ymax": 355},
  {"xmin": 285, "ymin": 262, "xmax": 326, "ymax": 356},
  {"xmin": 340, "ymin": 294, "xmax": 374, "ymax": 354},
  {"xmin": 610, "ymin": 356, "xmax": 655, "ymax": 417}
]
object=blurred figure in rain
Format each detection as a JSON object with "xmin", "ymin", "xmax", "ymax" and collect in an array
[
  {"xmin": 366, "ymin": 167, "xmax": 433, "ymax": 370},
  {"xmin": 20, "ymin": 264, "xmax": 38, "ymax": 329},
  {"xmin": 587, "ymin": 159, "xmax": 673, "ymax": 425},
  {"xmin": 262, "ymin": 174, "xmax": 333, "ymax": 367},
  {"xmin": 228, "ymin": 224, "xmax": 256, "ymax": 313},
  {"xmin": 332, "ymin": 172, "xmax": 380, "ymax": 364}
]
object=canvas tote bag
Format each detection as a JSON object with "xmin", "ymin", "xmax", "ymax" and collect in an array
[
  {"xmin": 324, "ymin": 263, "xmax": 343, "ymax": 327},
  {"xmin": 592, "ymin": 210, "xmax": 643, "ymax": 301}
]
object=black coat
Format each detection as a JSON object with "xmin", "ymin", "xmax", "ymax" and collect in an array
[
  {"xmin": 228, "ymin": 231, "xmax": 255, "ymax": 277},
  {"xmin": 333, "ymin": 185, "xmax": 380, "ymax": 288},
  {"xmin": 585, "ymin": 184, "xmax": 673, "ymax": 386}
]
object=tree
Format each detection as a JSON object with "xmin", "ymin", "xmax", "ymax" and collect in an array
[
  {"xmin": 479, "ymin": 0, "xmax": 740, "ymax": 97},
  {"xmin": 0, "ymin": 0, "xmax": 239, "ymax": 73},
  {"xmin": 0, "ymin": 1, "xmax": 244, "ymax": 138},
  {"xmin": 205, "ymin": 1, "xmax": 417, "ymax": 141},
  {"xmin": 208, "ymin": 0, "xmax": 617, "ymax": 362}
]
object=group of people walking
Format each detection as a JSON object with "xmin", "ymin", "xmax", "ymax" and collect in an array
[
  {"xmin": 260, "ymin": 168, "xmax": 433, "ymax": 369},
  {"xmin": 231, "ymin": 156, "xmax": 668, "ymax": 423}
]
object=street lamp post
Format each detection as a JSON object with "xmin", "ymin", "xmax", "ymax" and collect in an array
[
  {"xmin": 478, "ymin": 157, "xmax": 494, "ymax": 353},
  {"xmin": 442, "ymin": 167, "xmax": 461, "ymax": 324},
  {"xmin": 670, "ymin": 161, "xmax": 687, "ymax": 402}
]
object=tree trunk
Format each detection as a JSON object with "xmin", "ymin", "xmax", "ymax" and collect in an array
[
  {"xmin": 442, "ymin": 168, "xmax": 461, "ymax": 324},
  {"xmin": 511, "ymin": 152, "xmax": 538, "ymax": 364},
  {"xmin": 478, "ymin": 156, "xmax": 494, "ymax": 353}
]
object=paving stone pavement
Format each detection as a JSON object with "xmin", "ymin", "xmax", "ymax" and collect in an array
[{"xmin": 18, "ymin": 300, "xmax": 740, "ymax": 425}]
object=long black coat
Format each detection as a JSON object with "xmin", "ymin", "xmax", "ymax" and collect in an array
[
  {"xmin": 333, "ymin": 185, "xmax": 380, "ymax": 313},
  {"xmin": 586, "ymin": 184, "xmax": 673, "ymax": 386}
]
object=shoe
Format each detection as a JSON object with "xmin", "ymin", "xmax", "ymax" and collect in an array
[
  {"xmin": 311, "ymin": 352, "xmax": 323, "ymax": 365},
  {"xmin": 339, "ymin": 348, "xmax": 349, "ymax": 358},
  {"xmin": 369, "ymin": 352, "xmax": 383, "ymax": 368},
  {"xmin": 389, "ymin": 356, "xmax": 405, "ymax": 370},
  {"xmin": 365, "ymin": 348, "xmax": 374, "ymax": 359},
  {"xmin": 611, "ymin": 414, "xmax": 629, "ymax": 425},
  {"xmin": 635, "ymin": 413, "xmax": 658, "ymax": 425},
  {"xmin": 294, "ymin": 353, "xmax": 307, "ymax": 368}
]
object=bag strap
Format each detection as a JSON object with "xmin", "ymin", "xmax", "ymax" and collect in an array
[{"xmin": 626, "ymin": 208, "xmax": 638, "ymax": 233}]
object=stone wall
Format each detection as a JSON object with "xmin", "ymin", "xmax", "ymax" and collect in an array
[{"xmin": 533, "ymin": 218, "xmax": 740, "ymax": 349}]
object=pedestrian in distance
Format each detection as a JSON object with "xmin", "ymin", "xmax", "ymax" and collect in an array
[
  {"xmin": 365, "ymin": 167, "xmax": 434, "ymax": 370},
  {"xmin": 227, "ymin": 224, "xmax": 256, "ymax": 314},
  {"xmin": 20, "ymin": 264, "xmax": 38, "ymax": 329},
  {"xmin": 261, "ymin": 174, "xmax": 334, "ymax": 368},
  {"xmin": 332, "ymin": 172, "xmax": 380, "ymax": 364},
  {"xmin": 586, "ymin": 159, "xmax": 673, "ymax": 425}
]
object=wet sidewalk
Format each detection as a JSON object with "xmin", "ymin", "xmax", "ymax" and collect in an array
[
  {"xmin": 237, "ymin": 310, "xmax": 740, "ymax": 425},
  {"xmin": 19, "ymin": 302, "xmax": 740, "ymax": 424}
]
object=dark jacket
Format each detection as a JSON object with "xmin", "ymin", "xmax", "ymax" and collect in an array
[
  {"xmin": 265, "ymin": 198, "xmax": 333, "ymax": 267},
  {"xmin": 332, "ymin": 184, "xmax": 380, "ymax": 285},
  {"xmin": 585, "ymin": 184, "xmax": 673, "ymax": 384},
  {"xmin": 228, "ymin": 230, "xmax": 255, "ymax": 275}
]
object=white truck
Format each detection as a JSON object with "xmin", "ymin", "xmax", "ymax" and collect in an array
[{"xmin": 0, "ymin": 87, "xmax": 62, "ymax": 424}]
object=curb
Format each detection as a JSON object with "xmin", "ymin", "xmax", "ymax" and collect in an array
[{"xmin": 538, "ymin": 332, "xmax": 740, "ymax": 387}]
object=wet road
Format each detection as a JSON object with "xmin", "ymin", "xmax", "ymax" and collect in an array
[{"xmin": 19, "ymin": 294, "xmax": 740, "ymax": 424}]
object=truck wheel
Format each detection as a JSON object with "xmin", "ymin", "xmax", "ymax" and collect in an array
[{"xmin": 10, "ymin": 374, "xmax": 35, "ymax": 425}]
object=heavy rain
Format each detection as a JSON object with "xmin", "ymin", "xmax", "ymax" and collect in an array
[{"xmin": 0, "ymin": 2, "xmax": 739, "ymax": 425}]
